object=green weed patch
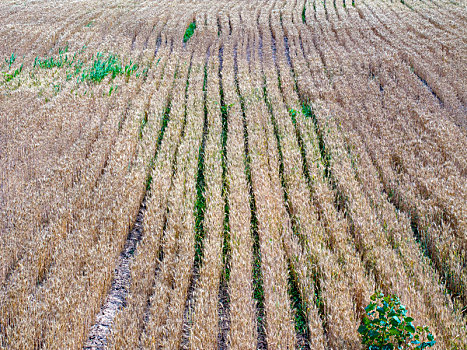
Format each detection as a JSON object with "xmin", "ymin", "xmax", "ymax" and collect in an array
[
  {"xmin": 4, "ymin": 64, "xmax": 22, "ymax": 82},
  {"xmin": 5, "ymin": 53, "xmax": 16, "ymax": 70},
  {"xmin": 183, "ymin": 22, "xmax": 196, "ymax": 43}
]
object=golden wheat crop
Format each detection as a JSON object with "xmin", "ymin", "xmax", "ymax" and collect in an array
[{"xmin": 0, "ymin": 0, "xmax": 465, "ymax": 349}]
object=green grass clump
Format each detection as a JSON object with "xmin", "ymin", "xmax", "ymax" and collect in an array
[
  {"xmin": 79, "ymin": 53, "xmax": 139, "ymax": 83},
  {"xmin": 34, "ymin": 46, "xmax": 69, "ymax": 69},
  {"xmin": 33, "ymin": 46, "xmax": 139, "ymax": 85},
  {"xmin": 5, "ymin": 53, "xmax": 16, "ymax": 70},
  {"xmin": 80, "ymin": 52, "xmax": 122, "ymax": 83},
  {"xmin": 2, "ymin": 53, "xmax": 24, "ymax": 83},
  {"xmin": 34, "ymin": 56, "xmax": 64, "ymax": 69},
  {"xmin": 6, "ymin": 44, "xmax": 143, "ymax": 96},
  {"xmin": 183, "ymin": 22, "xmax": 196, "ymax": 43},
  {"xmin": 4, "ymin": 64, "xmax": 22, "ymax": 82},
  {"xmin": 124, "ymin": 60, "xmax": 139, "ymax": 77}
]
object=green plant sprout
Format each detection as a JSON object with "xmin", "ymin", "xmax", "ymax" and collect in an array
[
  {"xmin": 78, "ymin": 53, "xmax": 140, "ymax": 84},
  {"xmin": 108, "ymin": 85, "xmax": 118, "ymax": 96},
  {"xmin": 34, "ymin": 45, "xmax": 69, "ymax": 69},
  {"xmin": 221, "ymin": 102, "xmax": 234, "ymax": 115},
  {"xmin": 301, "ymin": 104, "xmax": 313, "ymax": 119},
  {"xmin": 5, "ymin": 53, "xmax": 16, "ymax": 69},
  {"xmin": 74, "ymin": 60, "xmax": 84, "ymax": 75},
  {"xmin": 138, "ymin": 111, "xmax": 148, "ymax": 139},
  {"xmin": 136, "ymin": 66, "xmax": 149, "ymax": 79},
  {"xmin": 359, "ymin": 292, "xmax": 436, "ymax": 350},
  {"xmin": 124, "ymin": 60, "xmax": 138, "ymax": 77},
  {"xmin": 4, "ymin": 64, "xmax": 23, "ymax": 82},
  {"xmin": 80, "ymin": 52, "xmax": 121, "ymax": 83},
  {"xmin": 183, "ymin": 21, "xmax": 196, "ymax": 43}
]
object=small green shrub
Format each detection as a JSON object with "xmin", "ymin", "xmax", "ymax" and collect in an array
[
  {"xmin": 359, "ymin": 293, "xmax": 436, "ymax": 350},
  {"xmin": 183, "ymin": 22, "xmax": 196, "ymax": 43}
]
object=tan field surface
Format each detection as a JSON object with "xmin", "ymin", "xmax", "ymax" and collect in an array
[{"xmin": 0, "ymin": 0, "xmax": 466, "ymax": 349}]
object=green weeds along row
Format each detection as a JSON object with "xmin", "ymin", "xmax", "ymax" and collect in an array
[{"xmin": 2, "ymin": 46, "xmax": 148, "ymax": 96}]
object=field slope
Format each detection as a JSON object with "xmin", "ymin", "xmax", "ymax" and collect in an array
[{"xmin": 0, "ymin": 0, "xmax": 466, "ymax": 349}]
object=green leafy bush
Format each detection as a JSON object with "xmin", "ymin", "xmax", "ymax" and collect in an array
[{"xmin": 359, "ymin": 293, "xmax": 436, "ymax": 350}]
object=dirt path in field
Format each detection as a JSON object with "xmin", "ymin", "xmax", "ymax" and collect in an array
[{"xmin": 84, "ymin": 200, "xmax": 146, "ymax": 350}]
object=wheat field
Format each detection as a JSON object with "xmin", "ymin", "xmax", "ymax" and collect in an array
[{"xmin": 0, "ymin": 0, "xmax": 466, "ymax": 349}]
